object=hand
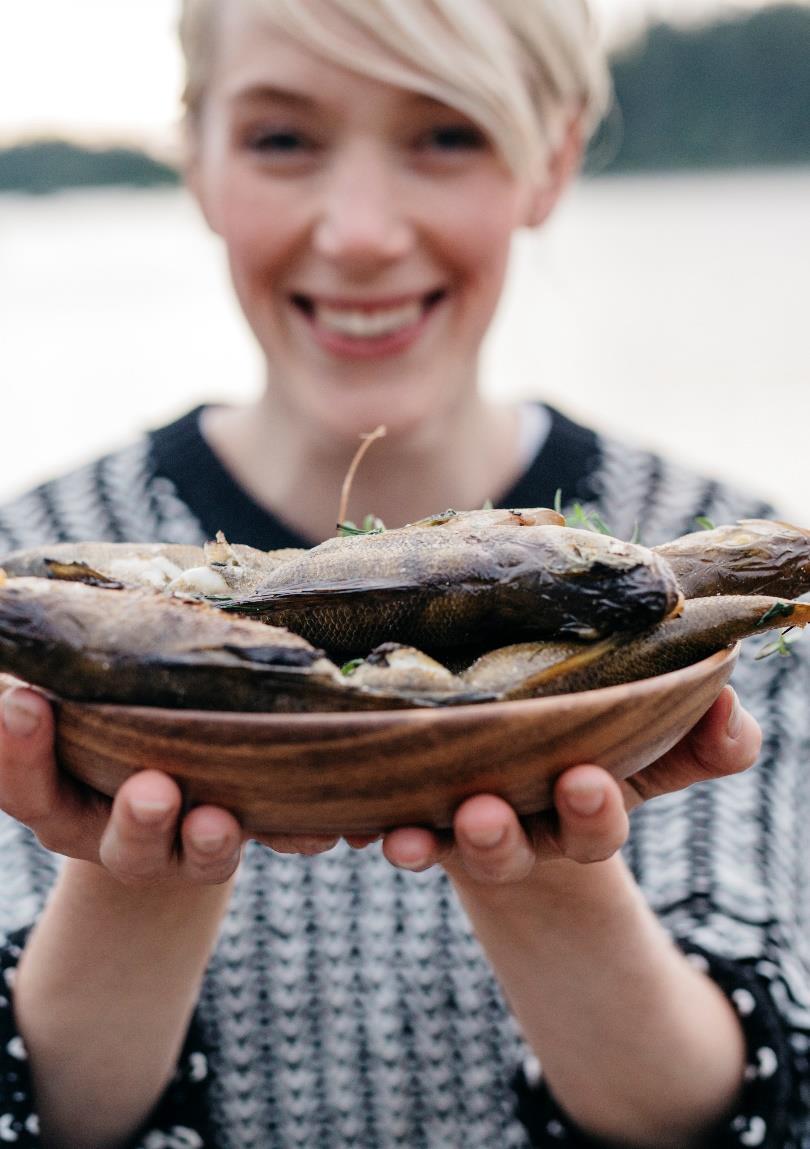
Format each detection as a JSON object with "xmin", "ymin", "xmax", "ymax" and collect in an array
[
  {"xmin": 0, "ymin": 685, "xmax": 247, "ymax": 886},
  {"xmin": 382, "ymin": 685, "xmax": 762, "ymax": 887},
  {"xmin": 0, "ymin": 682, "xmax": 378, "ymax": 885}
]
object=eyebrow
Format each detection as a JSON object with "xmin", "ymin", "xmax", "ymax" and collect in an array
[
  {"xmin": 227, "ymin": 84, "xmax": 453, "ymax": 114},
  {"xmin": 227, "ymin": 84, "xmax": 316, "ymax": 110}
]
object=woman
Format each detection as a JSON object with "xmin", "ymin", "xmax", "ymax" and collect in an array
[{"xmin": 0, "ymin": 2, "xmax": 807, "ymax": 1146}]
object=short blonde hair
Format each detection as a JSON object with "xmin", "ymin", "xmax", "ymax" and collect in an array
[{"xmin": 179, "ymin": 0, "xmax": 612, "ymax": 176}]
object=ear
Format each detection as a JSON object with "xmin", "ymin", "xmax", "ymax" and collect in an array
[{"xmin": 525, "ymin": 115, "xmax": 585, "ymax": 228}]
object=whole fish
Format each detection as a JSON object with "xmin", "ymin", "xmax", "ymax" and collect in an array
[
  {"xmin": 461, "ymin": 595, "xmax": 810, "ymax": 699},
  {"xmin": 0, "ymin": 541, "xmax": 207, "ymax": 587},
  {"xmin": 223, "ymin": 523, "xmax": 683, "ymax": 653},
  {"xmin": 0, "ymin": 576, "xmax": 805, "ymax": 711},
  {"xmin": 0, "ymin": 576, "xmax": 493, "ymax": 711},
  {"xmin": 402, "ymin": 507, "xmax": 565, "ymax": 530},
  {"xmin": 654, "ymin": 519, "xmax": 810, "ymax": 600},
  {"xmin": 0, "ymin": 537, "xmax": 307, "ymax": 599},
  {"xmin": 0, "ymin": 576, "xmax": 344, "ymax": 711}
]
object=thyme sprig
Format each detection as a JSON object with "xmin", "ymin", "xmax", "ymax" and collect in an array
[
  {"xmin": 337, "ymin": 514, "xmax": 386, "ymax": 536},
  {"xmin": 755, "ymin": 627, "xmax": 800, "ymax": 661},
  {"xmin": 554, "ymin": 489, "xmax": 631, "ymax": 539}
]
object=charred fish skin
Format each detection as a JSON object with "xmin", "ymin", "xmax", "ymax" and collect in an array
[
  {"xmin": 225, "ymin": 526, "xmax": 683, "ymax": 654},
  {"xmin": 655, "ymin": 519, "xmax": 810, "ymax": 600},
  {"xmin": 0, "ymin": 577, "xmax": 484, "ymax": 712},
  {"xmin": 0, "ymin": 577, "xmax": 362, "ymax": 712}
]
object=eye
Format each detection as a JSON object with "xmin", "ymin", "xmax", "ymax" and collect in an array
[
  {"xmin": 245, "ymin": 128, "xmax": 313, "ymax": 155},
  {"xmin": 421, "ymin": 125, "xmax": 488, "ymax": 153}
]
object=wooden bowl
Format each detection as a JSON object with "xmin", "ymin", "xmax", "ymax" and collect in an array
[{"xmin": 18, "ymin": 646, "xmax": 738, "ymax": 835}]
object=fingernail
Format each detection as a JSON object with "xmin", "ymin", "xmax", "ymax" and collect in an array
[
  {"xmin": 566, "ymin": 785, "xmax": 605, "ymax": 817},
  {"xmin": 2, "ymin": 692, "xmax": 41, "ymax": 738},
  {"xmin": 192, "ymin": 832, "xmax": 227, "ymax": 855},
  {"xmin": 726, "ymin": 689, "xmax": 743, "ymax": 739},
  {"xmin": 466, "ymin": 824, "xmax": 506, "ymax": 849},
  {"xmin": 129, "ymin": 798, "xmax": 173, "ymax": 827}
]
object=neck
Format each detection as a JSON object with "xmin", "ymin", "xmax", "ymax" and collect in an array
[{"xmin": 201, "ymin": 388, "xmax": 524, "ymax": 544}]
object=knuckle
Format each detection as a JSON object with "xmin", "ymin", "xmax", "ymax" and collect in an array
[
  {"xmin": 183, "ymin": 856, "xmax": 239, "ymax": 885},
  {"xmin": 100, "ymin": 841, "xmax": 169, "ymax": 884}
]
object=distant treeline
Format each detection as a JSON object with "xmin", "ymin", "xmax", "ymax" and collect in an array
[
  {"xmin": 602, "ymin": 4, "xmax": 810, "ymax": 172},
  {"xmin": 1, "ymin": 5, "xmax": 808, "ymax": 194}
]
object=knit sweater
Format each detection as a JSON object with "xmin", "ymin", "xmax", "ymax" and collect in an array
[{"xmin": 0, "ymin": 405, "xmax": 808, "ymax": 1149}]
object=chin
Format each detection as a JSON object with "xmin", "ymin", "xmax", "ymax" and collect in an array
[{"xmin": 301, "ymin": 384, "xmax": 454, "ymax": 447}]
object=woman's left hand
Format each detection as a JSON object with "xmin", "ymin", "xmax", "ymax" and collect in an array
[{"xmin": 381, "ymin": 685, "xmax": 762, "ymax": 885}]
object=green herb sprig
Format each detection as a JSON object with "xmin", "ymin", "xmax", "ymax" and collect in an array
[
  {"xmin": 337, "ymin": 514, "xmax": 386, "ymax": 537},
  {"xmin": 755, "ymin": 627, "xmax": 800, "ymax": 661}
]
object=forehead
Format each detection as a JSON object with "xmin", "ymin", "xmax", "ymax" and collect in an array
[{"xmin": 212, "ymin": 2, "xmax": 413, "ymax": 106}]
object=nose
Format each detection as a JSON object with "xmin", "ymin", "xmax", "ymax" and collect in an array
[{"xmin": 313, "ymin": 142, "xmax": 414, "ymax": 270}]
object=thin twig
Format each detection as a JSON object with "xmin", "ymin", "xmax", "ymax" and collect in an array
[{"xmin": 337, "ymin": 425, "xmax": 387, "ymax": 532}]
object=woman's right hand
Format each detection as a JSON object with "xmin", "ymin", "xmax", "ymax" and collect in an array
[{"xmin": 0, "ymin": 684, "xmax": 246, "ymax": 887}]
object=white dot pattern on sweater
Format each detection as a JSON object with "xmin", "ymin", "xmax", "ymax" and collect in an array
[{"xmin": 0, "ymin": 409, "xmax": 808, "ymax": 1147}]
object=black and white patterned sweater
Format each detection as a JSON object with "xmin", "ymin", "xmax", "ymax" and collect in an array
[{"xmin": 1, "ymin": 405, "xmax": 809, "ymax": 1149}]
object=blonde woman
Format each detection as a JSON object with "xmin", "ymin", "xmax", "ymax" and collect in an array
[{"xmin": 0, "ymin": 2, "xmax": 807, "ymax": 1146}]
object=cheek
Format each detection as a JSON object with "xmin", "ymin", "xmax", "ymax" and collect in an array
[
  {"xmin": 429, "ymin": 185, "xmax": 523, "ymax": 305},
  {"xmin": 211, "ymin": 173, "xmax": 303, "ymax": 288}
]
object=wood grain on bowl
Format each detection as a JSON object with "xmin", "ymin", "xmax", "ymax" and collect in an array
[{"xmin": 0, "ymin": 647, "xmax": 739, "ymax": 835}]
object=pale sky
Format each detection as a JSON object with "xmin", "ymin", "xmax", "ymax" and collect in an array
[{"xmin": 0, "ymin": 0, "xmax": 802, "ymax": 148}]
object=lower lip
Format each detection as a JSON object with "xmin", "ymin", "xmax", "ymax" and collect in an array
[{"xmin": 293, "ymin": 297, "xmax": 443, "ymax": 360}]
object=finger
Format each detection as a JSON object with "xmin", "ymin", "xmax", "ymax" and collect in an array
[
  {"xmin": 382, "ymin": 826, "xmax": 449, "ymax": 872},
  {"xmin": 553, "ymin": 765, "xmax": 629, "ymax": 864},
  {"xmin": 344, "ymin": 833, "xmax": 382, "ymax": 850},
  {"xmin": 99, "ymin": 770, "xmax": 183, "ymax": 885},
  {"xmin": 449, "ymin": 794, "xmax": 537, "ymax": 884},
  {"xmin": 0, "ymin": 687, "xmax": 109, "ymax": 859},
  {"xmin": 622, "ymin": 686, "xmax": 762, "ymax": 812},
  {"xmin": 179, "ymin": 805, "xmax": 243, "ymax": 884},
  {"xmin": 253, "ymin": 833, "xmax": 340, "ymax": 855}
]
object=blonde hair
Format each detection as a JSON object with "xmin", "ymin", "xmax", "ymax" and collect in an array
[{"xmin": 179, "ymin": 0, "xmax": 612, "ymax": 176}]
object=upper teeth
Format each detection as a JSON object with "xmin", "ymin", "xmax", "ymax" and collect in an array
[{"xmin": 315, "ymin": 301, "xmax": 423, "ymax": 338}]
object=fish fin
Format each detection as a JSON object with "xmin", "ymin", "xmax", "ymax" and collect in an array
[
  {"xmin": 44, "ymin": 560, "xmax": 125, "ymax": 589},
  {"xmin": 219, "ymin": 582, "xmax": 432, "ymax": 615},
  {"xmin": 221, "ymin": 644, "xmax": 325, "ymax": 669},
  {"xmin": 500, "ymin": 636, "xmax": 619, "ymax": 701}
]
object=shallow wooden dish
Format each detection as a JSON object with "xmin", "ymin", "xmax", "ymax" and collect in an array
[{"xmin": 19, "ymin": 646, "xmax": 738, "ymax": 835}]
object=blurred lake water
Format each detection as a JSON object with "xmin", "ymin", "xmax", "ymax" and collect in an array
[{"xmin": 1, "ymin": 168, "xmax": 808, "ymax": 520}]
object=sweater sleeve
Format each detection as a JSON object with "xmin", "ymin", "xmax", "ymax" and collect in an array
[
  {"xmin": 512, "ymin": 635, "xmax": 810, "ymax": 1148},
  {"xmin": 0, "ymin": 928, "xmax": 216, "ymax": 1148},
  {"xmin": 512, "ymin": 944, "xmax": 800, "ymax": 1148}
]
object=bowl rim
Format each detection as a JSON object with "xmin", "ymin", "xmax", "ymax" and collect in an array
[{"xmin": 54, "ymin": 644, "xmax": 740, "ymax": 730}]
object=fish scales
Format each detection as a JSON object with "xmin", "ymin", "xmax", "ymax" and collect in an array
[
  {"xmin": 495, "ymin": 595, "xmax": 810, "ymax": 699},
  {"xmin": 227, "ymin": 525, "xmax": 682, "ymax": 652}
]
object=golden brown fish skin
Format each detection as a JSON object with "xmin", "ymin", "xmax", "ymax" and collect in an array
[
  {"xmin": 461, "ymin": 640, "xmax": 605, "ymax": 694},
  {"xmin": 226, "ymin": 525, "xmax": 683, "ymax": 654},
  {"xmin": 654, "ymin": 519, "xmax": 810, "ymax": 600},
  {"xmin": 495, "ymin": 595, "xmax": 810, "ymax": 699}
]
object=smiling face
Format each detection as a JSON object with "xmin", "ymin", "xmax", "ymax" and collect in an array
[{"xmin": 188, "ymin": 3, "xmax": 557, "ymax": 441}]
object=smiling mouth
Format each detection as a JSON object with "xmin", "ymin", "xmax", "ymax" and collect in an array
[{"xmin": 291, "ymin": 290, "xmax": 446, "ymax": 341}]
